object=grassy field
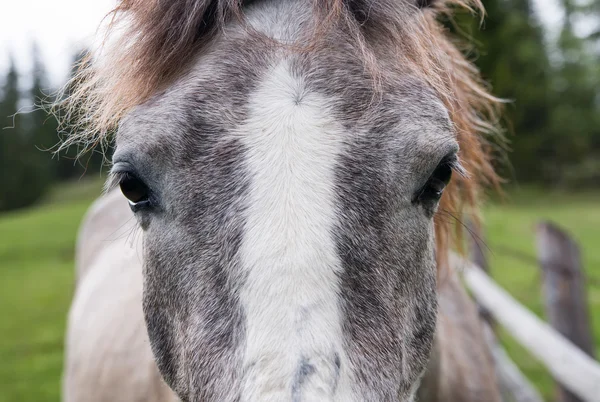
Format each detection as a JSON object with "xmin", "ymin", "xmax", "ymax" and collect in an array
[
  {"xmin": 0, "ymin": 179, "xmax": 104, "ymax": 402},
  {"xmin": 0, "ymin": 181, "xmax": 598, "ymax": 401}
]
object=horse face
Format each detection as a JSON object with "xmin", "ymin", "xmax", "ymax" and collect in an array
[{"xmin": 111, "ymin": 2, "xmax": 457, "ymax": 400}]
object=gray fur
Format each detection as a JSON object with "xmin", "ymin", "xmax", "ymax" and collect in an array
[
  {"xmin": 291, "ymin": 358, "xmax": 317, "ymax": 402},
  {"xmin": 109, "ymin": 0, "xmax": 480, "ymax": 401}
]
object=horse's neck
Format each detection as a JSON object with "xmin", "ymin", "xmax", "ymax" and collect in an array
[{"xmin": 417, "ymin": 269, "xmax": 502, "ymax": 402}]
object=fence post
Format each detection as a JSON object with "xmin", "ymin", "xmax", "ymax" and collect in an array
[{"xmin": 535, "ymin": 221, "xmax": 595, "ymax": 402}]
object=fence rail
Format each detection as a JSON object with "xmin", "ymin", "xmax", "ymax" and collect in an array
[
  {"xmin": 482, "ymin": 322, "xmax": 544, "ymax": 402},
  {"xmin": 454, "ymin": 252, "xmax": 600, "ymax": 401}
]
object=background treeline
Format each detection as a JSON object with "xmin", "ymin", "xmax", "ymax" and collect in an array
[
  {"xmin": 1, "ymin": 0, "xmax": 600, "ymax": 212},
  {"xmin": 451, "ymin": 0, "xmax": 600, "ymax": 186},
  {"xmin": 0, "ymin": 48, "xmax": 104, "ymax": 211}
]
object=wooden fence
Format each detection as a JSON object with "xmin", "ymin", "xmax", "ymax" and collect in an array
[{"xmin": 455, "ymin": 221, "xmax": 600, "ymax": 402}]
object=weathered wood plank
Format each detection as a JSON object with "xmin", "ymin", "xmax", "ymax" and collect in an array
[
  {"xmin": 455, "ymin": 255, "xmax": 600, "ymax": 402},
  {"xmin": 536, "ymin": 221, "xmax": 596, "ymax": 402},
  {"xmin": 481, "ymin": 323, "xmax": 544, "ymax": 402}
]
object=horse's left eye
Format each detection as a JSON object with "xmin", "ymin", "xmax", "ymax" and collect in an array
[
  {"xmin": 413, "ymin": 160, "xmax": 453, "ymax": 205},
  {"xmin": 120, "ymin": 173, "xmax": 151, "ymax": 211}
]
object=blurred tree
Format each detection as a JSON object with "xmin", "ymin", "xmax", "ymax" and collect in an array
[
  {"xmin": 450, "ymin": 0, "xmax": 600, "ymax": 187},
  {"xmin": 30, "ymin": 44, "xmax": 59, "ymax": 154},
  {"xmin": 28, "ymin": 43, "xmax": 58, "ymax": 185},
  {"xmin": 55, "ymin": 48, "xmax": 108, "ymax": 181},
  {"xmin": 0, "ymin": 58, "xmax": 49, "ymax": 211},
  {"xmin": 450, "ymin": 0, "xmax": 554, "ymax": 182},
  {"xmin": 549, "ymin": 0, "xmax": 600, "ymax": 186}
]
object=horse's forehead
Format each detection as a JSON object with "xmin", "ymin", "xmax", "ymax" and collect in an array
[
  {"xmin": 117, "ymin": 56, "xmax": 454, "ymax": 161},
  {"xmin": 115, "ymin": 0, "xmax": 454, "ymax": 155}
]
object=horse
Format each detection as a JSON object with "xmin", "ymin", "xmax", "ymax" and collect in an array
[{"xmin": 60, "ymin": 0, "xmax": 503, "ymax": 400}]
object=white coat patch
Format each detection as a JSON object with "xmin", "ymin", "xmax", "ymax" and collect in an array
[{"xmin": 237, "ymin": 61, "xmax": 355, "ymax": 402}]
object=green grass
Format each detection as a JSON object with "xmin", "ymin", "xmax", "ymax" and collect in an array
[
  {"xmin": 0, "ymin": 182, "xmax": 598, "ymax": 401},
  {"xmin": 0, "ymin": 179, "xmax": 103, "ymax": 402}
]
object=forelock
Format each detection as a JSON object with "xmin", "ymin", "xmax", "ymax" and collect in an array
[{"xmin": 56, "ymin": 0, "xmax": 502, "ymax": 262}]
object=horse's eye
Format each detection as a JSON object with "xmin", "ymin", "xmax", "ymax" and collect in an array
[
  {"xmin": 413, "ymin": 160, "xmax": 453, "ymax": 205},
  {"xmin": 119, "ymin": 173, "xmax": 151, "ymax": 210}
]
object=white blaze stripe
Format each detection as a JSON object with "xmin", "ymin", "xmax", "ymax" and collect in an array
[{"xmin": 237, "ymin": 61, "xmax": 355, "ymax": 402}]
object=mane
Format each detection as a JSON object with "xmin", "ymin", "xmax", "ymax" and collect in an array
[{"xmin": 56, "ymin": 0, "xmax": 502, "ymax": 266}]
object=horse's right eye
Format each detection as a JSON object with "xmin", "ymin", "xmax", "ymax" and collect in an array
[
  {"xmin": 119, "ymin": 173, "xmax": 151, "ymax": 211},
  {"xmin": 419, "ymin": 162, "xmax": 453, "ymax": 203},
  {"xmin": 412, "ymin": 152, "xmax": 464, "ymax": 213}
]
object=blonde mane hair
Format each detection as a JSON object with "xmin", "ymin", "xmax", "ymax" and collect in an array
[{"xmin": 57, "ymin": 0, "xmax": 501, "ymax": 266}]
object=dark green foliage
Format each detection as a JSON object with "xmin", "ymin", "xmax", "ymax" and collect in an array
[
  {"xmin": 54, "ymin": 49, "xmax": 107, "ymax": 182},
  {"xmin": 27, "ymin": 45, "xmax": 56, "ymax": 193},
  {"xmin": 450, "ymin": 0, "xmax": 600, "ymax": 187},
  {"xmin": 0, "ymin": 47, "xmax": 108, "ymax": 212},
  {"xmin": 0, "ymin": 59, "xmax": 50, "ymax": 211},
  {"xmin": 547, "ymin": 4, "xmax": 600, "ymax": 187}
]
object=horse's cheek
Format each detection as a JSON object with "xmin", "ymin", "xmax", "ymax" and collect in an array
[{"xmin": 141, "ymin": 243, "xmax": 187, "ymax": 398}]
